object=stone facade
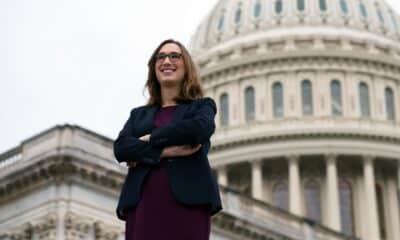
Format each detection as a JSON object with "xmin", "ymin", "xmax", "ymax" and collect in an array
[{"xmin": 0, "ymin": 125, "xmax": 353, "ymax": 240}]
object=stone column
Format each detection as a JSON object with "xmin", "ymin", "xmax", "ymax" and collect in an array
[
  {"xmin": 56, "ymin": 205, "xmax": 66, "ymax": 240},
  {"xmin": 397, "ymin": 162, "xmax": 400, "ymax": 191},
  {"xmin": 387, "ymin": 178, "xmax": 400, "ymax": 240},
  {"xmin": 325, "ymin": 154, "xmax": 341, "ymax": 231},
  {"xmin": 363, "ymin": 156, "xmax": 380, "ymax": 240},
  {"xmin": 218, "ymin": 165, "xmax": 228, "ymax": 186},
  {"xmin": 288, "ymin": 155, "xmax": 302, "ymax": 216},
  {"xmin": 251, "ymin": 159, "xmax": 263, "ymax": 200}
]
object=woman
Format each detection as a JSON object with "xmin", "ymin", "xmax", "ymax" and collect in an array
[{"xmin": 113, "ymin": 39, "xmax": 222, "ymax": 240}]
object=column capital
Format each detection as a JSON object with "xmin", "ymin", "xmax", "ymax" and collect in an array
[
  {"xmin": 249, "ymin": 158, "xmax": 263, "ymax": 165},
  {"xmin": 324, "ymin": 153, "xmax": 338, "ymax": 160},
  {"xmin": 216, "ymin": 165, "xmax": 227, "ymax": 171},
  {"xmin": 362, "ymin": 155, "xmax": 375, "ymax": 162},
  {"xmin": 286, "ymin": 155, "xmax": 299, "ymax": 162}
]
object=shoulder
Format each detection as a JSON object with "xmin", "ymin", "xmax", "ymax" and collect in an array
[
  {"xmin": 129, "ymin": 105, "xmax": 149, "ymax": 115},
  {"xmin": 193, "ymin": 97, "xmax": 217, "ymax": 113}
]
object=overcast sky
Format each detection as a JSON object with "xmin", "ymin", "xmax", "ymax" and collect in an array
[{"xmin": 1, "ymin": 0, "xmax": 399, "ymax": 153}]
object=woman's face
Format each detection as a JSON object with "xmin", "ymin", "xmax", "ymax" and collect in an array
[{"xmin": 155, "ymin": 43, "xmax": 185, "ymax": 88}]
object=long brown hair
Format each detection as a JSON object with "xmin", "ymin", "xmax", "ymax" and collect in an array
[{"xmin": 145, "ymin": 39, "xmax": 204, "ymax": 106}]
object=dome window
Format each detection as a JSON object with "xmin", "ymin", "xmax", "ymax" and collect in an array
[
  {"xmin": 390, "ymin": 11, "xmax": 398, "ymax": 32},
  {"xmin": 305, "ymin": 181, "xmax": 322, "ymax": 223},
  {"xmin": 301, "ymin": 80, "xmax": 313, "ymax": 116},
  {"xmin": 297, "ymin": 0, "xmax": 305, "ymax": 12},
  {"xmin": 220, "ymin": 93, "xmax": 229, "ymax": 126},
  {"xmin": 330, "ymin": 80, "xmax": 343, "ymax": 116},
  {"xmin": 385, "ymin": 87, "xmax": 395, "ymax": 121},
  {"xmin": 359, "ymin": 82, "xmax": 370, "ymax": 118},
  {"xmin": 253, "ymin": 0, "xmax": 262, "ymax": 19},
  {"xmin": 234, "ymin": 3, "xmax": 242, "ymax": 25},
  {"xmin": 359, "ymin": 1, "xmax": 368, "ymax": 20},
  {"xmin": 218, "ymin": 14, "xmax": 225, "ymax": 32},
  {"xmin": 245, "ymin": 86, "xmax": 255, "ymax": 122},
  {"xmin": 319, "ymin": 0, "xmax": 327, "ymax": 12},
  {"xmin": 376, "ymin": 5, "xmax": 385, "ymax": 26},
  {"xmin": 339, "ymin": 0, "xmax": 349, "ymax": 15},
  {"xmin": 273, "ymin": 82, "xmax": 284, "ymax": 118},
  {"xmin": 272, "ymin": 183, "xmax": 289, "ymax": 211},
  {"xmin": 339, "ymin": 181, "xmax": 355, "ymax": 235},
  {"xmin": 275, "ymin": 0, "xmax": 283, "ymax": 15}
]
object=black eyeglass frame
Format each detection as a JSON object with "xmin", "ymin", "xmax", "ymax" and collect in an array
[{"xmin": 155, "ymin": 52, "xmax": 183, "ymax": 62}]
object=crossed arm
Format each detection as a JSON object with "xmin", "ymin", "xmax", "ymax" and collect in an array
[{"xmin": 113, "ymin": 97, "xmax": 217, "ymax": 166}]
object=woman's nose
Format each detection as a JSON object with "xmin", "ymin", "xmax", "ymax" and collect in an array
[{"xmin": 162, "ymin": 56, "xmax": 172, "ymax": 64}]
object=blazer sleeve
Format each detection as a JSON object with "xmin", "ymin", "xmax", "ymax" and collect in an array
[
  {"xmin": 149, "ymin": 97, "xmax": 217, "ymax": 148},
  {"xmin": 113, "ymin": 108, "xmax": 162, "ymax": 165}
]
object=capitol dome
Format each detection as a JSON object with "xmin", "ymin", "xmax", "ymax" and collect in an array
[
  {"xmin": 191, "ymin": 0, "xmax": 400, "ymax": 55},
  {"xmin": 190, "ymin": 0, "xmax": 400, "ymax": 240}
]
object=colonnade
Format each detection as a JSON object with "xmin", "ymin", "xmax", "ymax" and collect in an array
[{"xmin": 216, "ymin": 155, "xmax": 400, "ymax": 239}]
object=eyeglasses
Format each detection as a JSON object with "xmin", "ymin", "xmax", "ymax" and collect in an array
[{"xmin": 155, "ymin": 52, "xmax": 182, "ymax": 63}]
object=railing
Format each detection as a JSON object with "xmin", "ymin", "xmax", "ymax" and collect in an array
[
  {"xmin": 211, "ymin": 117, "xmax": 400, "ymax": 150},
  {"xmin": 213, "ymin": 116, "xmax": 400, "ymax": 143},
  {"xmin": 0, "ymin": 125, "xmax": 118, "ymax": 173},
  {"xmin": 219, "ymin": 186, "xmax": 358, "ymax": 240},
  {"xmin": 0, "ymin": 146, "xmax": 22, "ymax": 170}
]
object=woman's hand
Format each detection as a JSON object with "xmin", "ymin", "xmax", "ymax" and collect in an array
[
  {"xmin": 126, "ymin": 134, "xmax": 150, "ymax": 168},
  {"xmin": 127, "ymin": 162, "xmax": 138, "ymax": 168},
  {"xmin": 139, "ymin": 134, "xmax": 150, "ymax": 142},
  {"xmin": 127, "ymin": 143, "xmax": 202, "ymax": 168},
  {"xmin": 161, "ymin": 144, "xmax": 202, "ymax": 158}
]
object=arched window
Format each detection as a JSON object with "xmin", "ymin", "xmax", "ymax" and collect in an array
[
  {"xmin": 385, "ymin": 87, "xmax": 395, "ymax": 121},
  {"xmin": 390, "ymin": 11, "xmax": 399, "ymax": 33},
  {"xmin": 220, "ymin": 93, "xmax": 229, "ymax": 126},
  {"xmin": 359, "ymin": 82, "xmax": 370, "ymax": 118},
  {"xmin": 273, "ymin": 183, "xmax": 289, "ymax": 211},
  {"xmin": 273, "ymin": 82, "xmax": 284, "ymax": 118},
  {"xmin": 218, "ymin": 14, "xmax": 225, "ymax": 32},
  {"xmin": 228, "ymin": 163, "xmax": 251, "ymax": 195},
  {"xmin": 275, "ymin": 0, "xmax": 283, "ymax": 15},
  {"xmin": 339, "ymin": 0, "xmax": 349, "ymax": 15},
  {"xmin": 254, "ymin": 0, "xmax": 262, "ymax": 18},
  {"xmin": 235, "ymin": 3, "xmax": 242, "ymax": 24},
  {"xmin": 359, "ymin": 1, "xmax": 368, "ymax": 20},
  {"xmin": 297, "ymin": 0, "xmax": 305, "ymax": 12},
  {"xmin": 376, "ymin": 5, "xmax": 385, "ymax": 26},
  {"xmin": 376, "ymin": 184, "xmax": 387, "ymax": 239},
  {"xmin": 339, "ymin": 181, "xmax": 354, "ymax": 235},
  {"xmin": 245, "ymin": 86, "xmax": 255, "ymax": 122},
  {"xmin": 301, "ymin": 80, "xmax": 313, "ymax": 116},
  {"xmin": 319, "ymin": 0, "xmax": 327, "ymax": 12},
  {"xmin": 331, "ymin": 80, "xmax": 343, "ymax": 116},
  {"xmin": 305, "ymin": 181, "xmax": 322, "ymax": 222}
]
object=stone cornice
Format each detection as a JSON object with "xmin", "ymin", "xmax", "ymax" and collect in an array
[
  {"xmin": 211, "ymin": 131, "xmax": 400, "ymax": 153},
  {"xmin": 0, "ymin": 155, "xmax": 125, "ymax": 204},
  {"xmin": 21, "ymin": 124, "xmax": 113, "ymax": 147},
  {"xmin": 200, "ymin": 53, "xmax": 400, "ymax": 88},
  {"xmin": 212, "ymin": 212, "xmax": 289, "ymax": 240},
  {"xmin": 0, "ymin": 212, "xmax": 123, "ymax": 239}
]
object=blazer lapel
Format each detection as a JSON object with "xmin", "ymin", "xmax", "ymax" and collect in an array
[
  {"xmin": 142, "ymin": 100, "xmax": 191, "ymax": 133},
  {"xmin": 170, "ymin": 102, "xmax": 190, "ymax": 124},
  {"xmin": 141, "ymin": 105, "xmax": 159, "ymax": 133}
]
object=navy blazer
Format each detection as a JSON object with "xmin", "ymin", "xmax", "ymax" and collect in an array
[{"xmin": 113, "ymin": 97, "xmax": 222, "ymax": 220}]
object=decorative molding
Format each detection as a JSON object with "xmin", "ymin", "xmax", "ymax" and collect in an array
[{"xmin": 0, "ymin": 156, "xmax": 124, "ymax": 203}]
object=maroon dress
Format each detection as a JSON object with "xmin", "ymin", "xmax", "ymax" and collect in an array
[{"xmin": 125, "ymin": 105, "xmax": 211, "ymax": 240}]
